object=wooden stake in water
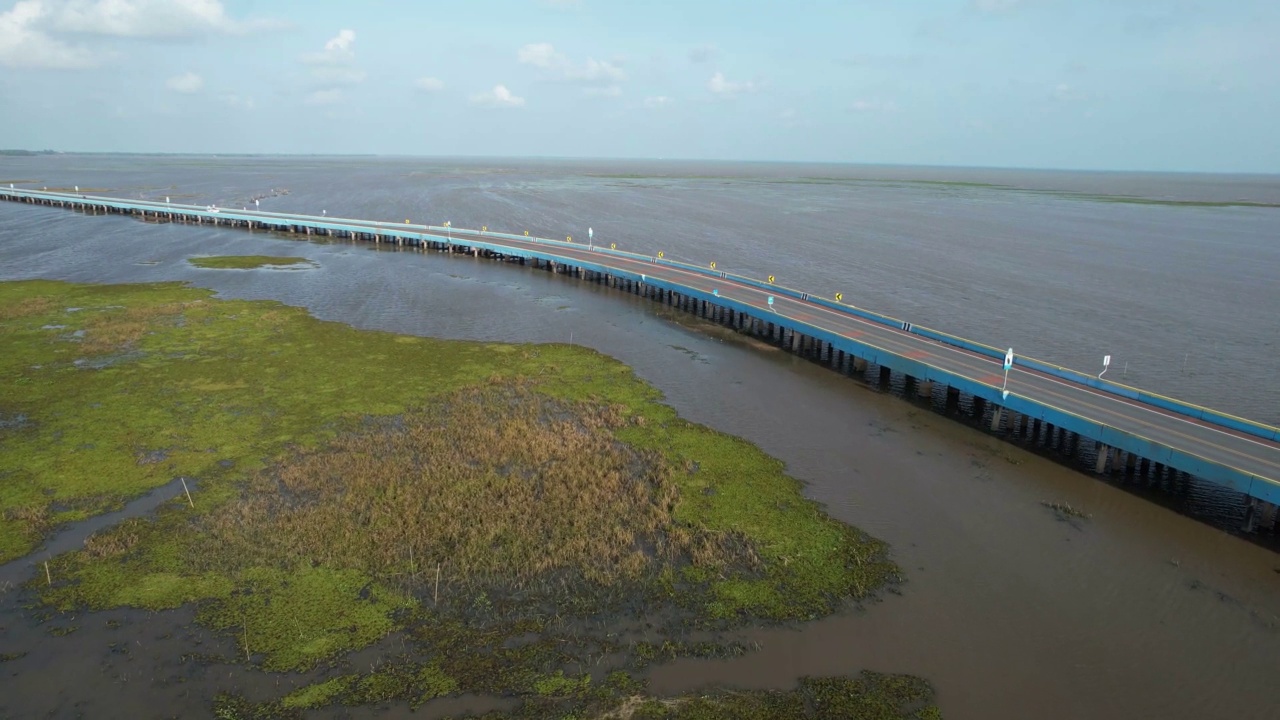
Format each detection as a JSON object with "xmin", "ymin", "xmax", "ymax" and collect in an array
[
  {"xmin": 45, "ymin": 561, "xmax": 52, "ymax": 586},
  {"xmin": 434, "ymin": 563, "xmax": 441, "ymax": 605},
  {"xmin": 181, "ymin": 477, "xmax": 194, "ymax": 508}
]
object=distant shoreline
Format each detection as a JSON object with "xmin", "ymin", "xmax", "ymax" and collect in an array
[{"xmin": 3, "ymin": 150, "xmax": 1277, "ymax": 178}]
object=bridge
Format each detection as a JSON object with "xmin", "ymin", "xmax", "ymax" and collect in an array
[{"xmin": 3, "ymin": 187, "xmax": 1279, "ymax": 531}]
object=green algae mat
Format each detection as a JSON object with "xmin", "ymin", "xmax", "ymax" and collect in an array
[
  {"xmin": 0, "ymin": 279, "xmax": 941, "ymax": 719},
  {"xmin": 188, "ymin": 255, "xmax": 315, "ymax": 269}
]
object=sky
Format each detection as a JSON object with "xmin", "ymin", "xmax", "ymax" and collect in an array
[{"xmin": 0, "ymin": 0, "xmax": 1277, "ymax": 172}]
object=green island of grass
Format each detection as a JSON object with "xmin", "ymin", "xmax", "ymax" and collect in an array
[
  {"xmin": 0, "ymin": 280, "xmax": 940, "ymax": 719},
  {"xmin": 188, "ymin": 255, "xmax": 315, "ymax": 269}
]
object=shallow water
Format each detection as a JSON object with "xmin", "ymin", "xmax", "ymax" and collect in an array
[
  {"xmin": 4, "ymin": 155, "xmax": 1279, "ymax": 425},
  {"xmin": 1, "ymin": 161, "xmax": 1279, "ymax": 719}
]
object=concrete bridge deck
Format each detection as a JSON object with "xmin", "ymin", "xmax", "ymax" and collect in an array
[{"xmin": 3, "ymin": 187, "xmax": 1278, "ymax": 525}]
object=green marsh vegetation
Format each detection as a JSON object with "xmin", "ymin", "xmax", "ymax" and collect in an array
[
  {"xmin": 188, "ymin": 255, "xmax": 315, "ymax": 269},
  {"xmin": 0, "ymin": 279, "xmax": 938, "ymax": 718}
]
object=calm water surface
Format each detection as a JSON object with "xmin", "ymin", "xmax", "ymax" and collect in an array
[{"xmin": 0, "ymin": 157, "xmax": 1278, "ymax": 720}]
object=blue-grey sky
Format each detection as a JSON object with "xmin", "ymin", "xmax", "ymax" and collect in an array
[{"xmin": 1, "ymin": 0, "xmax": 1277, "ymax": 172}]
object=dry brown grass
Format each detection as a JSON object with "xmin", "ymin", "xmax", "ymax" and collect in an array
[
  {"xmin": 200, "ymin": 384, "xmax": 754, "ymax": 594},
  {"xmin": 0, "ymin": 296, "xmax": 56, "ymax": 321},
  {"xmin": 83, "ymin": 518, "xmax": 142, "ymax": 559},
  {"xmin": 5, "ymin": 504, "xmax": 51, "ymax": 533},
  {"xmin": 79, "ymin": 301, "xmax": 196, "ymax": 354}
]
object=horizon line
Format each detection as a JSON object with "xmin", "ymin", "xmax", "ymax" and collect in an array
[{"xmin": 2, "ymin": 149, "xmax": 1278, "ymax": 177}]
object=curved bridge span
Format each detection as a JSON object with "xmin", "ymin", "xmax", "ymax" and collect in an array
[{"xmin": 4, "ymin": 187, "xmax": 1278, "ymax": 529}]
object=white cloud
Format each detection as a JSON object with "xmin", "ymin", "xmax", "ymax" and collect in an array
[
  {"xmin": 469, "ymin": 84, "xmax": 524, "ymax": 108},
  {"xmin": 165, "ymin": 71, "xmax": 202, "ymax": 93},
  {"xmin": 299, "ymin": 28, "xmax": 362, "ymax": 104},
  {"xmin": 0, "ymin": 0, "xmax": 96, "ymax": 68},
  {"xmin": 324, "ymin": 28, "xmax": 353, "ymax": 52},
  {"xmin": 304, "ymin": 28, "xmax": 356, "ymax": 65},
  {"xmin": 688, "ymin": 44, "xmax": 717, "ymax": 63},
  {"xmin": 518, "ymin": 42, "xmax": 624, "ymax": 85},
  {"xmin": 643, "ymin": 95, "xmax": 671, "ymax": 108},
  {"xmin": 585, "ymin": 85, "xmax": 621, "ymax": 97},
  {"xmin": 1, "ymin": 0, "xmax": 280, "ymax": 69},
  {"xmin": 306, "ymin": 88, "xmax": 343, "ymax": 106},
  {"xmin": 49, "ymin": 0, "xmax": 277, "ymax": 37},
  {"xmin": 707, "ymin": 71, "xmax": 756, "ymax": 97},
  {"xmin": 415, "ymin": 76, "xmax": 444, "ymax": 92},
  {"xmin": 850, "ymin": 98, "xmax": 898, "ymax": 113},
  {"xmin": 517, "ymin": 42, "xmax": 558, "ymax": 68},
  {"xmin": 219, "ymin": 93, "xmax": 254, "ymax": 109},
  {"xmin": 569, "ymin": 56, "xmax": 623, "ymax": 82}
]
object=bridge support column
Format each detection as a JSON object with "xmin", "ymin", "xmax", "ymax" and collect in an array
[
  {"xmin": 1094, "ymin": 443, "xmax": 1110, "ymax": 473},
  {"xmin": 1006, "ymin": 411, "xmax": 1020, "ymax": 437},
  {"xmin": 853, "ymin": 357, "xmax": 867, "ymax": 373},
  {"xmin": 973, "ymin": 396, "xmax": 986, "ymax": 419},
  {"xmin": 878, "ymin": 365, "xmax": 891, "ymax": 385},
  {"xmin": 990, "ymin": 406, "xmax": 1004, "ymax": 432},
  {"xmin": 945, "ymin": 386, "xmax": 960, "ymax": 413},
  {"xmin": 1261, "ymin": 502, "xmax": 1279, "ymax": 533},
  {"xmin": 917, "ymin": 380, "xmax": 933, "ymax": 399},
  {"xmin": 1243, "ymin": 498, "xmax": 1260, "ymax": 532}
]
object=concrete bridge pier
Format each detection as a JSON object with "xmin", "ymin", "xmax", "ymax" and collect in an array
[
  {"xmin": 1242, "ymin": 498, "xmax": 1263, "ymax": 532},
  {"xmin": 945, "ymin": 386, "xmax": 961, "ymax": 414},
  {"xmin": 1094, "ymin": 442, "xmax": 1110, "ymax": 473},
  {"xmin": 972, "ymin": 396, "xmax": 987, "ymax": 420},
  {"xmin": 990, "ymin": 406, "xmax": 1004, "ymax": 432},
  {"xmin": 1260, "ymin": 502, "xmax": 1280, "ymax": 533},
  {"xmin": 852, "ymin": 356, "xmax": 868, "ymax": 374},
  {"xmin": 878, "ymin": 365, "xmax": 892, "ymax": 386},
  {"xmin": 916, "ymin": 379, "xmax": 933, "ymax": 400}
]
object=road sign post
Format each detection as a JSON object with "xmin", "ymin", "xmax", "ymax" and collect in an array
[
  {"xmin": 1002, "ymin": 348, "xmax": 1014, "ymax": 400},
  {"xmin": 1099, "ymin": 354, "xmax": 1111, "ymax": 379}
]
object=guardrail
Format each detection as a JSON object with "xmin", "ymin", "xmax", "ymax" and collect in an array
[{"xmin": 4, "ymin": 186, "xmax": 1278, "ymax": 444}]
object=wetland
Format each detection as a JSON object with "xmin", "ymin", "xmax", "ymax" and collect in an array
[{"xmin": 1, "ymin": 277, "xmax": 937, "ymax": 718}]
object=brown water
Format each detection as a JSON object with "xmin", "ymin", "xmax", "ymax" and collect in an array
[{"xmin": 1, "ymin": 159, "xmax": 1278, "ymax": 719}]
